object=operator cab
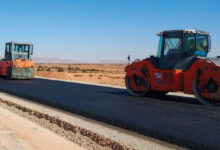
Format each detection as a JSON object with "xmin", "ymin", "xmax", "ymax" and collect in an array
[
  {"xmin": 154, "ymin": 29, "xmax": 211, "ymax": 69},
  {"xmin": 5, "ymin": 42, "xmax": 33, "ymax": 61}
]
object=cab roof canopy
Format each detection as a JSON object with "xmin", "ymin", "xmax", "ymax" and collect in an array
[
  {"xmin": 157, "ymin": 29, "xmax": 210, "ymax": 36},
  {"xmin": 6, "ymin": 41, "xmax": 33, "ymax": 45}
]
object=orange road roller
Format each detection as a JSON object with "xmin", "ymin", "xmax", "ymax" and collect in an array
[{"xmin": 0, "ymin": 42, "xmax": 34, "ymax": 79}]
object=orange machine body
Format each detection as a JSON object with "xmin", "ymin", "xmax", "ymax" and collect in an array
[
  {"xmin": 0, "ymin": 59, "xmax": 34, "ymax": 76},
  {"xmin": 0, "ymin": 42, "xmax": 34, "ymax": 79}
]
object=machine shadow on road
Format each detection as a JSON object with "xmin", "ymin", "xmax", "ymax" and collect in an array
[{"xmin": 104, "ymin": 90, "xmax": 202, "ymax": 106}]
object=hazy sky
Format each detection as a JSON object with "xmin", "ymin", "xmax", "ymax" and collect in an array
[{"xmin": 0, "ymin": 0, "xmax": 219, "ymax": 62}]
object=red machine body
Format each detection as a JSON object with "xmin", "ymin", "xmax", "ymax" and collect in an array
[{"xmin": 125, "ymin": 30, "xmax": 220, "ymax": 106}]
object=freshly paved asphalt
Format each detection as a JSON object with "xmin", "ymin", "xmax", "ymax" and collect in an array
[{"xmin": 0, "ymin": 78, "xmax": 219, "ymax": 149}]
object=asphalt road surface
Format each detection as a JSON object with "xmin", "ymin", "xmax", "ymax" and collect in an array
[{"xmin": 0, "ymin": 78, "xmax": 219, "ymax": 150}]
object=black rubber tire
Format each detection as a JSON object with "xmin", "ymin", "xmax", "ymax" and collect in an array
[
  {"xmin": 125, "ymin": 73, "xmax": 151, "ymax": 97},
  {"xmin": 193, "ymin": 73, "xmax": 215, "ymax": 106}
]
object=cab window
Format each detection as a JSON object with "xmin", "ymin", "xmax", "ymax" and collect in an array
[
  {"xmin": 14, "ymin": 44, "xmax": 29, "ymax": 52},
  {"xmin": 14, "ymin": 45, "xmax": 19, "ymax": 52},
  {"xmin": 157, "ymin": 37, "xmax": 163, "ymax": 58},
  {"xmin": 21, "ymin": 45, "xmax": 29, "ymax": 52},
  {"xmin": 195, "ymin": 34, "xmax": 208, "ymax": 56},
  {"xmin": 163, "ymin": 37, "xmax": 182, "ymax": 60},
  {"xmin": 181, "ymin": 34, "xmax": 195, "ymax": 60}
]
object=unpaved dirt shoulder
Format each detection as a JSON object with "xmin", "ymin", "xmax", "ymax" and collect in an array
[
  {"xmin": 0, "ymin": 92, "xmax": 183, "ymax": 150},
  {"xmin": 0, "ymin": 105, "xmax": 83, "ymax": 150}
]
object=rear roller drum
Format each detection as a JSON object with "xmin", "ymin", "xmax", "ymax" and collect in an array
[{"xmin": 125, "ymin": 72, "xmax": 151, "ymax": 97}]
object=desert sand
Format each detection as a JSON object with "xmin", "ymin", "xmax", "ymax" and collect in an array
[{"xmin": 35, "ymin": 64, "xmax": 126, "ymax": 87}]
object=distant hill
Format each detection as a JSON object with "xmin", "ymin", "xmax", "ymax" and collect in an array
[
  {"xmin": 32, "ymin": 57, "xmax": 77, "ymax": 64},
  {"xmin": 97, "ymin": 59, "xmax": 128, "ymax": 64},
  {"xmin": 32, "ymin": 57, "xmax": 127, "ymax": 64}
]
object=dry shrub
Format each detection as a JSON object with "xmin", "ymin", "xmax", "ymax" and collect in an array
[
  {"xmin": 74, "ymin": 75, "xmax": 82, "ymax": 77},
  {"xmin": 47, "ymin": 68, "xmax": 51, "ymax": 72},
  {"xmin": 81, "ymin": 69, "xmax": 86, "ymax": 73},
  {"xmin": 58, "ymin": 67, "xmax": 64, "ymax": 72},
  {"xmin": 37, "ymin": 65, "xmax": 44, "ymax": 71}
]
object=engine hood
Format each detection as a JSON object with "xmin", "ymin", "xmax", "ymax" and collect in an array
[{"xmin": 208, "ymin": 57, "xmax": 220, "ymax": 66}]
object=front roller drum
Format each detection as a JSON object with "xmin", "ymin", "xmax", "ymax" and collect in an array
[
  {"xmin": 7, "ymin": 67, "xmax": 34, "ymax": 80},
  {"xmin": 193, "ymin": 73, "xmax": 220, "ymax": 106},
  {"xmin": 125, "ymin": 72, "xmax": 151, "ymax": 97}
]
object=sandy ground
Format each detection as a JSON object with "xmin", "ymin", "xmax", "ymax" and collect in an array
[
  {"xmin": 35, "ymin": 64, "xmax": 126, "ymax": 87},
  {"xmin": 0, "ymin": 105, "xmax": 83, "ymax": 150}
]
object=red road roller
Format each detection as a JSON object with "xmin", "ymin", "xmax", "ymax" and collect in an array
[{"xmin": 125, "ymin": 29, "xmax": 220, "ymax": 106}]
